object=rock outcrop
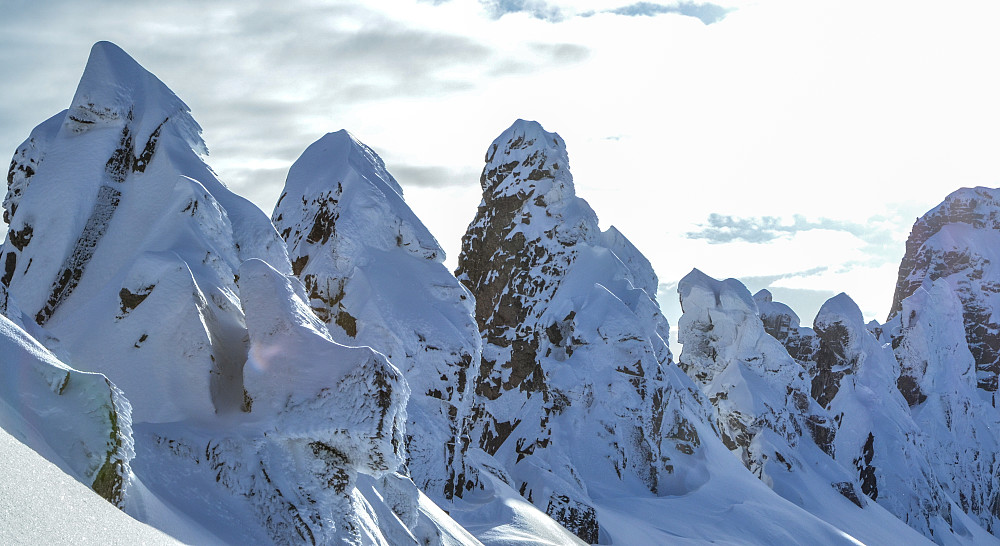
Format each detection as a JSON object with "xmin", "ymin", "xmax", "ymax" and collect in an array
[{"xmin": 888, "ymin": 187, "xmax": 1000, "ymax": 398}]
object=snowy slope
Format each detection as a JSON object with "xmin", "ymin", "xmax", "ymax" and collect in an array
[
  {"xmin": 754, "ymin": 286, "xmax": 999, "ymax": 543},
  {"xmin": 1, "ymin": 41, "xmax": 288, "ymax": 423},
  {"xmin": 676, "ymin": 270, "xmax": 944, "ymax": 545},
  {"xmin": 0, "ymin": 426, "xmax": 177, "ymax": 545}
]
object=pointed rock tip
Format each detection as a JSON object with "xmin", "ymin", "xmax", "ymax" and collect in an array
[
  {"xmin": 490, "ymin": 119, "xmax": 565, "ymax": 157},
  {"xmin": 815, "ymin": 292, "xmax": 863, "ymax": 329},
  {"xmin": 753, "ymin": 288, "xmax": 773, "ymax": 303},
  {"xmin": 285, "ymin": 129, "xmax": 403, "ymax": 197}
]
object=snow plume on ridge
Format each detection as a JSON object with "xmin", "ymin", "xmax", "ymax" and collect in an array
[
  {"xmin": 272, "ymin": 129, "xmax": 482, "ymax": 506},
  {"xmin": 456, "ymin": 119, "xmax": 713, "ymax": 543}
]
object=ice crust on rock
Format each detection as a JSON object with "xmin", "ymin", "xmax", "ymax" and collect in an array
[{"xmin": 272, "ymin": 130, "xmax": 481, "ymax": 505}]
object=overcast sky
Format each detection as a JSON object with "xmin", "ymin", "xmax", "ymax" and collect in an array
[{"xmin": 3, "ymin": 0, "xmax": 1000, "ymax": 333}]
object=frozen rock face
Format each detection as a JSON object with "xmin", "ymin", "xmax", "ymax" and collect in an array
[
  {"xmin": 888, "ymin": 186, "xmax": 1000, "ymax": 399},
  {"xmin": 754, "ymin": 289, "xmax": 818, "ymax": 375},
  {"xmin": 891, "ymin": 280, "xmax": 1000, "ymax": 534},
  {"xmin": 811, "ymin": 293, "xmax": 974, "ymax": 540},
  {"xmin": 0, "ymin": 41, "xmax": 289, "ymax": 423},
  {"xmin": 676, "ymin": 270, "xmax": 842, "ymax": 480},
  {"xmin": 0, "ymin": 314, "xmax": 132, "ymax": 507},
  {"xmin": 271, "ymin": 130, "xmax": 480, "ymax": 504},
  {"xmin": 456, "ymin": 120, "xmax": 709, "ymax": 542}
]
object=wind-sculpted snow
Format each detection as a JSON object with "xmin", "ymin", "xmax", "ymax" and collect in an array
[
  {"xmin": 809, "ymin": 294, "xmax": 967, "ymax": 539},
  {"xmin": 456, "ymin": 120, "xmax": 716, "ymax": 542},
  {"xmin": 890, "ymin": 281, "xmax": 1000, "ymax": 535},
  {"xmin": 0, "ymin": 42, "xmax": 476, "ymax": 546},
  {"xmin": 889, "ymin": 186, "xmax": 1000, "ymax": 398},
  {"xmin": 676, "ymin": 270, "xmax": 844, "ymax": 482},
  {"xmin": 272, "ymin": 130, "xmax": 480, "ymax": 505},
  {"xmin": 229, "ymin": 257, "xmax": 413, "ymax": 544},
  {"xmin": 0, "ymin": 41, "xmax": 287, "ymax": 423},
  {"xmin": 758, "ymin": 288, "xmax": 995, "ymax": 542},
  {"xmin": 0, "ymin": 314, "xmax": 133, "ymax": 507}
]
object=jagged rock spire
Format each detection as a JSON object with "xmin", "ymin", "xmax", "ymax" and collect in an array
[{"xmin": 457, "ymin": 120, "xmax": 707, "ymax": 542}]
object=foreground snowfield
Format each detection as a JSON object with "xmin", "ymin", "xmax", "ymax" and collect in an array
[
  {"xmin": 1, "ymin": 41, "xmax": 999, "ymax": 545},
  {"xmin": 0, "ymin": 427, "xmax": 177, "ymax": 545}
]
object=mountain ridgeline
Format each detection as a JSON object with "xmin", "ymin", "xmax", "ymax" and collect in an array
[{"xmin": 2, "ymin": 41, "xmax": 1000, "ymax": 545}]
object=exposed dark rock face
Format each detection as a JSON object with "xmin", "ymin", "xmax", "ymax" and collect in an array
[
  {"xmin": 888, "ymin": 187, "xmax": 1000, "ymax": 397},
  {"xmin": 457, "ymin": 120, "xmax": 708, "ymax": 541}
]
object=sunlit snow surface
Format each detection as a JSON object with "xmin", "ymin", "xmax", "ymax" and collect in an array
[
  {"xmin": 1, "ymin": 39, "xmax": 999, "ymax": 545},
  {"xmin": 0, "ymin": 427, "xmax": 177, "ymax": 546}
]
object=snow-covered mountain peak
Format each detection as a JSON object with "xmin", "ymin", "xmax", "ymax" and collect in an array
[
  {"xmin": 282, "ymin": 129, "xmax": 404, "ymax": 199},
  {"xmin": 678, "ymin": 268, "xmax": 758, "ymax": 318},
  {"xmin": 68, "ymin": 41, "xmax": 204, "ymax": 155},
  {"xmin": 814, "ymin": 292, "xmax": 864, "ymax": 334},
  {"xmin": 275, "ymin": 128, "xmax": 442, "ymax": 267},
  {"xmin": 481, "ymin": 119, "xmax": 574, "ymax": 204}
]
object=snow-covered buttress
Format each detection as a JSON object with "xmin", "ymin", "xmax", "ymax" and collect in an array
[{"xmin": 272, "ymin": 130, "xmax": 481, "ymax": 505}]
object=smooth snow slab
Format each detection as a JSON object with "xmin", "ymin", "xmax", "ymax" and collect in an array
[{"xmin": 0, "ymin": 426, "xmax": 177, "ymax": 545}]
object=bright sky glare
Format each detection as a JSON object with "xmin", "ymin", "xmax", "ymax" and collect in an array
[{"xmin": 3, "ymin": 0, "xmax": 1000, "ymax": 332}]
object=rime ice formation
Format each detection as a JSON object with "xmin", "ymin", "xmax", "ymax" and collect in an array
[
  {"xmin": 677, "ymin": 271, "xmax": 844, "ymax": 486},
  {"xmin": 809, "ymin": 294, "xmax": 980, "ymax": 540},
  {"xmin": 272, "ymin": 130, "xmax": 481, "ymax": 505},
  {"xmin": 754, "ymin": 288, "xmax": 998, "ymax": 541}
]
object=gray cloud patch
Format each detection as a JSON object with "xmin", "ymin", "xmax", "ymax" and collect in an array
[
  {"xmin": 480, "ymin": 0, "xmax": 565, "ymax": 21},
  {"xmin": 392, "ymin": 165, "xmax": 481, "ymax": 189},
  {"xmin": 686, "ymin": 213, "xmax": 888, "ymax": 245},
  {"xmin": 607, "ymin": 2, "xmax": 732, "ymax": 25}
]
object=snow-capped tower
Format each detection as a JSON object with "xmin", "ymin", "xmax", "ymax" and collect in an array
[{"xmin": 456, "ymin": 120, "xmax": 707, "ymax": 542}]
